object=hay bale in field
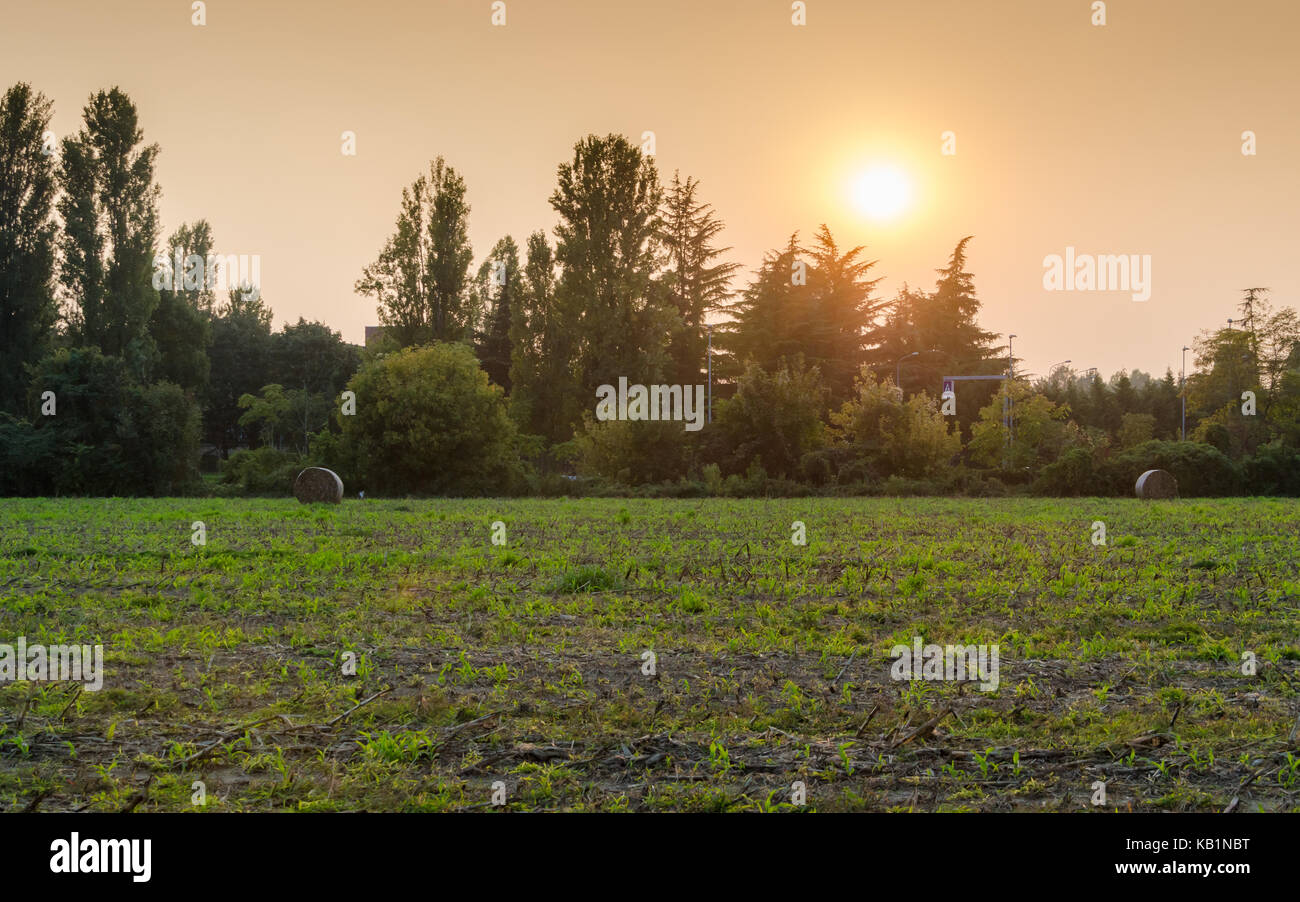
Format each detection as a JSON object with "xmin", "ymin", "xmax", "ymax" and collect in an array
[
  {"xmin": 1135, "ymin": 469, "xmax": 1178, "ymax": 499},
  {"xmin": 294, "ymin": 467, "xmax": 344, "ymax": 504}
]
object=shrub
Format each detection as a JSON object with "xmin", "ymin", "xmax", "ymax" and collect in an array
[
  {"xmin": 337, "ymin": 342, "xmax": 526, "ymax": 495},
  {"xmin": 1033, "ymin": 447, "xmax": 1098, "ymax": 496},
  {"xmin": 572, "ymin": 415, "xmax": 698, "ymax": 485},
  {"xmin": 830, "ymin": 370, "xmax": 960, "ymax": 478},
  {"xmin": 220, "ymin": 446, "xmax": 305, "ymax": 496},
  {"xmin": 3, "ymin": 348, "xmax": 201, "ymax": 496},
  {"xmin": 709, "ymin": 360, "xmax": 826, "ymax": 478},
  {"xmin": 1102, "ymin": 440, "xmax": 1241, "ymax": 496},
  {"xmin": 1242, "ymin": 441, "xmax": 1300, "ymax": 496}
]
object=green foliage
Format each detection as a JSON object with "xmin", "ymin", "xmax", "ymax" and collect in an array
[
  {"xmin": 710, "ymin": 360, "xmax": 827, "ymax": 479},
  {"xmin": 219, "ymin": 446, "xmax": 305, "ymax": 496},
  {"xmin": 272, "ymin": 318, "xmax": 359, "ymax": 400},
  {"xmin": 58, "ymin": 88, "xmax": 161, "ymax": 360},
  {"xmin": 9, "ymin": 347, "xmax": 200, "ymax": 495},
  {"xmin": 338, "ymin": 342, "xmax": 525, "ymax": 495},
  {"xmin": 969, "ymin": 381, "xmax": 1070, "ymax": 473},
  {"xmin": 1118, "ymin": 412, "xmax": 1155, "ymax": 449},
  {"xmin": 1035, "ymin": 440, "xmax": 1242, "ymax": 497},
  {"xmin": 0, "ymin": 83, "xmax": 58, "ymax": 415},
  {"xmin": 572, "ymin": 415, "xmax": 698, "ymax": 485},
  {"xmin": 831, "ymin": 368, "xmax": 960, "ymax": 478},
  {"xmin": 508, "ymin": 231, "xmax": 578, "ymax": 448},
  {"xmin": 1032, "ymin": 447, "xmax": 1097, "ymax": 496},
  {"xmin": 1243, "ymin": 441, "xmax": 1300, "ymax": 495},
  {"xmin": 356, "ymin": 157, "xmax": 474, "ymax": 346},
  {"xmin": 720, "ymin": 227, "xmax": 883, "ymax": 406},
  {"xmin": 148, "ymin": 287, "xmax": 210, "ymax": 395},
  {"xmin": 551, "ymin": 134, "xmax": 667, "ymax": 402},
  {"xmin": 866, "ymin": 238, "xmax": 1002, "ymax": 425},
  {"xmin": 237, "ymin": 384, "xmax": 330, "ymax": 453},
  {"xmin": 658, "ymin": 172, "xmax": 739, "ymax": 384},
  {"xmin": 204, "ymin": 289, "xmax": 274, "ymax": 453},
  {"xmin": 0, "ymin": 413, "xmax": 58, "ymax": 495},
  {"xmin": 1109, "ymin": 440, "xmax": 1241, "ymax": 496},
  {"xmin": 473, "ymin": 235, "xmax": 521, "ymax": 391}
]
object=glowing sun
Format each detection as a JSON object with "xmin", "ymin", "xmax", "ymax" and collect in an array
[{"xmin": 850, "ymin": 166, "xmax": 912, "ymax": 221}]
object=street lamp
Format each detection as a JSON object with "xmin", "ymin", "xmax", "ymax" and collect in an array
[
  {"xmin": 706, "ymin": 324, "xmax": 713, "ymax": 424},
  {"xmin": 1050, "ymin": 359, "xmax": 1072, "ymax": 375},
  {"xmin": 1004, "ymin": 335, "xmax": 1017, "ymax": 468},
  {"xmin": 895, "ymin": 351, "xmax": 920, "ymax": 395},
  {"xmin": 1181, "ymin": 345, "xmax": 1189, "ymax": 441}
]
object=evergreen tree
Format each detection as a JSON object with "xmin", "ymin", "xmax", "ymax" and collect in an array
[
  {"xmin": 718, "ymin": 233, "xmax": 807, "ymax": 379},
  {"xmin": 658, "ymin": 172, "xmax": 739, "ymax": 384},
  {"xmin": 866, "ymin": 238, "xmax": 1001, "ymax": 431},
  {"xmin": 804, "ymin": 224, "xmax": 883, "ymax": 403}
]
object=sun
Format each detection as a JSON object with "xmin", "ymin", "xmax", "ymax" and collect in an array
[{"xmin": 850, "ymin": 165, "xmax": 913, "ymax": 221}]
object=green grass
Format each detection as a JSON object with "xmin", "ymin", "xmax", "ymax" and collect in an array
[{"xmin": 0, "ymin": 496, "xmax": 1297, "ymax": 812}]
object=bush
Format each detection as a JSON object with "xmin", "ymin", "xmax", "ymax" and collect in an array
[
  {"xmin": 1103, "ymin": 440, "xmax": 1241, "ymax": 496},
  {"xmin": 572, "ymin": 415, "xmax": 698, "ymax": 485},
  {"xmin": 0, "ymin": 413, "xmax": 57, "ymax": 495},
  {"xmin": 338, "ymin": 342, "xmax": 527, "ymax": 495},
  {"xmin": 709, "ymin": 360, "xmax": 826, "ymax": 479},
  {"xmin": 220, "ymin": 447, "xmax": 305, "ymax": 496},
  {"xmin": 1, "ymin": 348, "xmax": 201, "ymax": 496},
  {"xmin": 830, "ymin": 370, "xmax": 960, "ymax": 478},
  {"xmin": 1242, "ymin": 441, "xmax": 1300, "ymax": 495},
  {"xmin": 1033, "ymin": 447, "xmax": 1097, "ymax": 496},
  {"xmin": 1036, "ymin": 440, "xmax": 1241, "ymax": 497}
]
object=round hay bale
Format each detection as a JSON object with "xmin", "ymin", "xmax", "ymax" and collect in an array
[
  {"xmin": 1135, "ymin": 469, "xmax": 1178, "ymax": 499},
  {"xmin": 294, "ymin": 467, "xmax": 344, "ymax": 504}
]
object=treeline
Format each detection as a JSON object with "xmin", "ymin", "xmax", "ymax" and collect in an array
[
  {"xmin": 0, "ymin": 84, "xmax": 358, "ymax": 494},
  {"xmin": 3, "ymin": 82, "xmax": 1298, "ymax": 498}
]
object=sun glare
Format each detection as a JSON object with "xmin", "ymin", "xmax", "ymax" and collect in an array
[{"xmin": 851, "ymin": 165, "xmax": 912, "ymax": 221}]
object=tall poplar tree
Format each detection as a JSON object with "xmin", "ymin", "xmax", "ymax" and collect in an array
[
  {"xmin": 356, "ymin": 157, "xmax": 474, "ymax": 346},
  {"xmin": 0, "ymin": 83, "xmax": 58, "ymax": 414},
  {"xmin": 550, "ymin": 134, "xmax": 666, "ymax": 403},
  {"xmin": 58, "ymin": 88, "xmax": 161, "ymax": 363},
  {"xmin": 474, "ymin": 235, "xmax": 521, "ymax": 390}
]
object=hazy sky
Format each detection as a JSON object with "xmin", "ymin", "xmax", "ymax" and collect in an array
[{"xmin": 4, "ymin": 0, "xmax": 1297, "ymax": 381}]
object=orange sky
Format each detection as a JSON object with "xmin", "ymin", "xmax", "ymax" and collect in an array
[{"xmin": 3, "ymin": 0, "xmax": 1297, "ymax": 381}]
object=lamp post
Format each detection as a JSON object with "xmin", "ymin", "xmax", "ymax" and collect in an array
[
  {"xmin": 1006, "ymin": 335, "xmax": 1017, "ymax": 465},
  {"xmin": 896, "ymin": 351, "xmax": 919, "ymax": 397},
  {"xmin": 1050, "ymin": 359, "xmax": 1071, "ymax": 376},
  {"xmin": 1181, "ymin": 345, "xmax": 1189, "ymax": 442},
  {"xmin": 707, "ymin": 324, "xmax": 713, "ymax": 424}
]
